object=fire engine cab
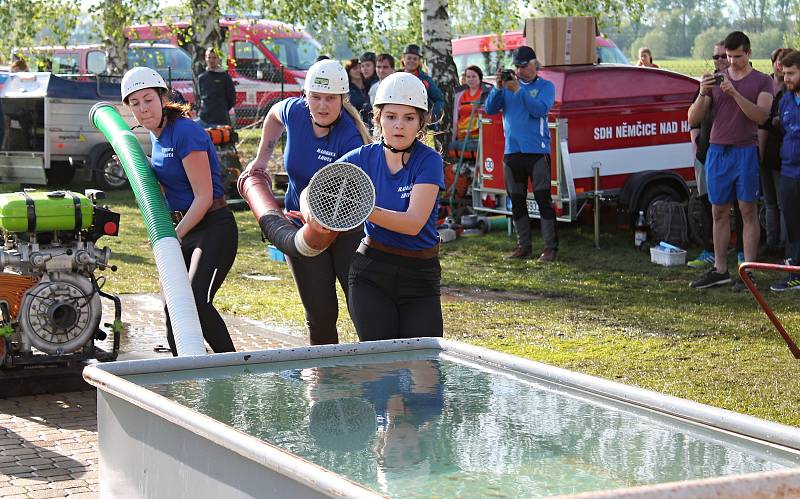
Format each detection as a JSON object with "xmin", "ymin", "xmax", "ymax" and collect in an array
[{"xmin": 471, "ymin": 64, "xmax": 699, "ymax": 221}]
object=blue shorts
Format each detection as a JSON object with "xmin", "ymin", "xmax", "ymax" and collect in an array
[{"xmin": 705, "ymin": 144, "xmax": 760, "ymax": 205}]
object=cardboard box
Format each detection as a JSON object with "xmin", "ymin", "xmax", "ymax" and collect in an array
[{"xmin": 523, "ymin": 17, "xmax": 598, "ymax": 66}]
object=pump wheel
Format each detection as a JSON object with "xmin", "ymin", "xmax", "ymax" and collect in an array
[{"xmin": 94, "ymin": 149, "xmax": 128, "ymax": 190}]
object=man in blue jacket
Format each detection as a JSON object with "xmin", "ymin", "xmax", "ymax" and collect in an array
[
  {"xmin": 402, "ymin": 44, "xmax": 444, "ymax": 122},
  {"xmin": 485, "ymin": 46, "xmax": 557, "ymax": 261},
  {"xmin": 770, "ymin": 50, "xmax": 800, "ymax": 291}
]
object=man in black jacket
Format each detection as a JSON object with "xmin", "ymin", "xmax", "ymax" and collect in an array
[{"xmin": 197, "ymin": 47, "xmax": 236, "ymax": 127}]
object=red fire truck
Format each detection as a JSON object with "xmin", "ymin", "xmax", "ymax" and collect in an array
[
  {"xmin": 471, "ymin": 64, "xmax": 699, "ymax": 221},
  {"xmin": 127, "ymin": 18, "xmax": 320, "ymax": 125}
]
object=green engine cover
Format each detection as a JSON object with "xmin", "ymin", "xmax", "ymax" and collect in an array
[{"xmin": 0, "ymin": 191, "xmax": 93, "ymax": 233}]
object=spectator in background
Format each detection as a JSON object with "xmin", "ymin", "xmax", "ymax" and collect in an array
[
  {"xmin": 369, "ymin": 53, "xmax": 395, "ymax": 106},
  {"xmin": 485, "ymin": 46, "xmax": 557, "ymax": 262},
  {"xmin": 769, "ymin": 50, "xmax": 800, "ymax": 291},
  {"xmin": 197, "ymin": 47, "xmax": 236, "ymax": 127},
  {"xmin": 345, "ymin": 58, "xmax": 371, "ymax": 127},
  {"xmin": 0, "ymin": 87, "xmax": 4, "ymax": 149},
  {"xmin": 402, "ymin": 44, "xmax": 444, "ymax": 122},
  {"xmin": 637, "ymin": 47, "xmax": 659, "ymax": 68},
  {"xmin": 10, "ymin": 59, "xmax": 29, "ymax": 72},
  {"xmin": 360, "ymin": 52, "xmax": 379, "ymax": 93},
  {"xmin": 759, "ymin": 47, "xmax": 794, "ymax": 259},
  {"xmin": 449, "ymin": 65, "xmax": 491, "ymax": 160},
  {"xmin": 688, "ymin": 31, "xmax": 773, "ymax": 290},
  {"xmin": 688, "ymin": 40, "xmax": 729, "ymax": 269}
]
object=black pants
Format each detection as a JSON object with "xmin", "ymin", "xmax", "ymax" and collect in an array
[
  {"xmin": 779, "ymin": 175, "xmax": 800, "ymax": 264},
  {"xmin": 285, "ymin": 227, "xmax": 362, "ymax": 345},
  {"xmin": 503, "ymin": 153, "xmax": 557, "ymax": 249},
  {"xmin": 166, "ymin": 208, "xmax": 238, "ymax": 356},
  {"xmin": 348, "ymin": 245, "xmax": 443, "ymax": 341}
]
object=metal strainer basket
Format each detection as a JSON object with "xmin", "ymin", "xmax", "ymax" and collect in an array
[{"xmin": 306, "ymin": 162, "xmax": 375, "ymax": 231}]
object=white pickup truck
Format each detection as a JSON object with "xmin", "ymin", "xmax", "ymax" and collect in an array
[{"xmin": 0, "ymin": 72, "xmax": 150, "ymax": 189}]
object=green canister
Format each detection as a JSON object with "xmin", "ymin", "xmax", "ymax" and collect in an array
[{"xmin": 0, "ymin": 191, "xmax": 93, "ymax": 233}]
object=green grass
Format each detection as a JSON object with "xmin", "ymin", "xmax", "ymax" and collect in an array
[
  {"xmin": 658, "ymin": 58, "xmax": 773, "ymax": 77},
  {"xmin": 83, "ymin": 189, "xmax": 800, "ymax": 428}
]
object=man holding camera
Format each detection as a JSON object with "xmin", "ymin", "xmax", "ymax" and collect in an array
[
  {"xmin": 688, "ymin": 31, "xmax": 773, "ymax": 289},
  {"xmin": 485, "ymin": 46, "xmax": 557, "ymax": 261}
]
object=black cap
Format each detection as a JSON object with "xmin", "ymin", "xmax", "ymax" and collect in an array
[
  {"xmin": 512, "ymin": 46, "xmax": 537, "ymax": 66},
  {"xmin": 360, "ymin": 51, "xmax": 376, "ymax": 63},
  {"xmin": 404, "ymin": 44, "xmax": 422, "ymax": 57}
]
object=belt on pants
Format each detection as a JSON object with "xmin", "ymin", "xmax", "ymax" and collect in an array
[
  {"xmin": 360, "ymin": 236, "xmax": 439, "ymax": 259},
  {"xmin": 171, "ymin": 197, "xmax": 227, "ymax": 224}
]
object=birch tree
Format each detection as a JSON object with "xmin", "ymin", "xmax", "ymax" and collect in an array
[
  {"xmin": 188, "ymin": 0, "xmax": 224, "ymax": 77},
  {"xmin": 422, "ymin": 0, "xmax": 458, "ymax": 145},
  {"xmin": 89, "ymin": 0, "xmax": 161, "ymax": 75}
]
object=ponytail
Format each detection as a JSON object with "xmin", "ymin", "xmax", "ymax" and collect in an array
[
  {"xmin": 343, "ymin": 99, "xmax": 372, "ymax": 144},
  {"xmin": 159, "ymin": 89, "xmax": 192, "ymax": 126}
]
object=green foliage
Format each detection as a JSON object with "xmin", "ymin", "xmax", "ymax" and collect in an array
[
  {"xmin": 749, "ymin": 28, "xmax": 785, "ymax": 58},
  {"xmin": 691, "ymin": 26, "xmax": 733, "ymax": 59},
  {"xmin": 629, "ymin": 29, "xmax": 669, "ymax": 60},
  {"xmin": 0, "ymin": 0, "xmax": 81, "ymax": 64},
  {"xmin": 527, "ymin": 0, "xmax": 645, "ymax": 29},
  {"xmin": 659, "ymin": 57, "xmax": 772, "ymax": 76}
]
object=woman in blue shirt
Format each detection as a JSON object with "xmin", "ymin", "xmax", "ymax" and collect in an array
[
  {"xmin": 121, "ymin": 67, "xmax": 238, "ymax": 355},
  {"xmin": 338, "ymin": 72, "xmax": 445, "ymax": 340},
  {"xmin": 244, "ymin": 59, "xmax": 371, "ymax": 345}
]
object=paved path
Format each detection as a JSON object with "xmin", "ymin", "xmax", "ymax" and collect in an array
[{"xmin": 0, "ymin": 294, "xmax": 304, "ymax": 498}]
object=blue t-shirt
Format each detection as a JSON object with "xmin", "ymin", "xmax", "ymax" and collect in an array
[
  {"xmin": 150, "ymin": 118, "xmax": 224, "ymax": 212},
  {"xmin": 277, "ymin": 97, "xmax": 364, "ymax": 214},
  {"xmin": 338, "ymin": 142, "xmax": 444, "ymax": 250}
]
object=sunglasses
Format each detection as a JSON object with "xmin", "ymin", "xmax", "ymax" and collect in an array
[
  {"xmin": 514, "ymin": 63, "xmax": 529, "ymax": 68},
  {"xmin": 711, "ymin": 55, "xmax": 727, "ymax": 60}
]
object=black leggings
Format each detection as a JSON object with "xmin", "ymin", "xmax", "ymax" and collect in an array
[
  {"xmin": 285, "ymin": 227, "xmax": 362, "ymax": 345},
  {"xmin": 166, "ymin": 208, "xmax": 238, "ymax": 356},
  {"xmin": 348, "ymin": 245, "xmax": 443, "ymax": 341}
]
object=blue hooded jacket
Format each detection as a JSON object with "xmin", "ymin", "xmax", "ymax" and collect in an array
[
  {"xmin": 780, "ymin": 91, "xmax": 800, "ymax": 180},
  {"xmin": 484, "ymin": 76, "xmax": 555, "ymax": 154}
]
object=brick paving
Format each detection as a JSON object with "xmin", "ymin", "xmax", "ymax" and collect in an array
[{"xmin": 0, "ymin": 293, "xmax": 305, "ymax": 498}]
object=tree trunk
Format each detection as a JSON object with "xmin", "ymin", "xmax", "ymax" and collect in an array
[
  {"xmin": 188, "ymin": 0, "xmax": 223, "ymax": 101},
  {"xmin": 421, "ymin": 0, "xmax": 458, "ymax": 153},
  {"xmin": 101, "ymin": 0, "xmax": 131, "ymax": 75}
]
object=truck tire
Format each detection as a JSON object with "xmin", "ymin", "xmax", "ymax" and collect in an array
[
  {"xmin": 93, "ymin": 148, "xmax": 128, "ymax": 190},
  {"xmin": 636, "ymin": 183, "xmax": 683, "ymax": 220}
]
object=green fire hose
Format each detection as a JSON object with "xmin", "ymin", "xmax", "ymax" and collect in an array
[{"xmin": 90, "ymin": 102, "xmax": 206, "ymax": 356}]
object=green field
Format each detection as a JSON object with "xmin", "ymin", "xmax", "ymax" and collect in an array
[
  {"xmin": 657, "ymin": 58, "xmax": 773, "ymax": 77},
  {"xmin": 61, "ymin": 189, "xmax": 800, "ymax": 429}
]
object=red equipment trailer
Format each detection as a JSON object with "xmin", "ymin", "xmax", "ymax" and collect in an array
[{"xmin": 471, "ymin": 65, "xmax": 699, "ymax": 221}]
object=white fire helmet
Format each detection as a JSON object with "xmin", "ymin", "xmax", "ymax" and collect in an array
[
  {"xmin": 304, "ymin": 59, "xmax": 349, "ymax": 94},
  {"xmin": 373, "ymin": 72, "xmax": 428, "ymax": 111},
  {"xmin": 121, "ymin": 67, "xmax": 168, "ymax": 103}
]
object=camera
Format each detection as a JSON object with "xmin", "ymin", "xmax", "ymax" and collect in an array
[
  {"xmin": 712, "ymin": 73, "xmax": 724, "ymax": 85},
  {"xmin": 500, "ymin": 69, "xmax": 515, "ymax": 82}
]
